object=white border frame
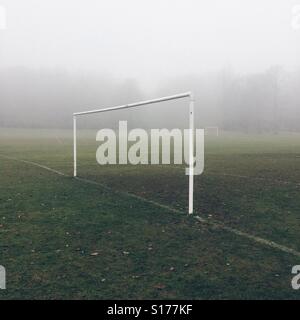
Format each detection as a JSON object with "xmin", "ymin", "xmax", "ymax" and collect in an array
[{"xmin": 73, "ymin": 92, "xmax": 194, "ymax": 214}]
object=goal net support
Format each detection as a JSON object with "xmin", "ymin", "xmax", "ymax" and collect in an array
[{"xmin": 73, "ymin": 92, "xmax": 195, "ymax": 214}]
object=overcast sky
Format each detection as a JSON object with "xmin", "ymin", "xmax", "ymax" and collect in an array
[{"xmin": 0, "ymin": 0, "xmax": 299, "ymax": 90}]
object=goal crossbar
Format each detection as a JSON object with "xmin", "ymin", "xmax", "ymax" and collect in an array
[{"xmin": 73, "ymin": 92, "xmax": 195, "ymax": 214}]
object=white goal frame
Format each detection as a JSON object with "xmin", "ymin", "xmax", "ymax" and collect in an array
[{"xmin": 73, "ymin": 92, "xmax": 195, "ymax": 214}]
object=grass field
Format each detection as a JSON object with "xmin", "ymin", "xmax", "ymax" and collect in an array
[{"xmin": 0, "ymin": 128, "xmax": 300, "ymax": 299}]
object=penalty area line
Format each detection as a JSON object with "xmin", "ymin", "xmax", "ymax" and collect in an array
[
  {"xmin": 0, "ymin": 154, "xmax": 67, "ymax": 177},
  {"xmin": 1, "ymin": 154, "xmax": 300, "ymax": 258}
]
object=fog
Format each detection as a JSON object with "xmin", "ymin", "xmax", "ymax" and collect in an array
[{"xmin": 0, "ymin": 0, "xmax": 300, "ymax": 131}]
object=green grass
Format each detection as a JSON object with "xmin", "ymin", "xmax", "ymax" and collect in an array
[{"xmin": 0, "ymin": 128, "xmax": 300, "ymax": 299}]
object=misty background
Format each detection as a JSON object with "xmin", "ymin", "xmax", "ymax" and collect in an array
[{"xmin": 0, "ymin": 0, "xmax": 300, "ymax": 132}]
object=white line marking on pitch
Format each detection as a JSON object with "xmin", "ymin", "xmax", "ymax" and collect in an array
[
  {"xmin": 0, "ymin": 155, "xmax": 67, "ymax": 176},
  {"xmin": 77, "ymin": 177, "xmax": 300, "ymax": 258},
  {"xmin": 194, "ymin": 216, "xmax": 300, "ymax": 258},
  {"xmin": 1, "ymin": 154, "xmax": 300, "ymax": 258}
]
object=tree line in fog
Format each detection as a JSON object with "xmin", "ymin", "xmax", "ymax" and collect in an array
[{"xmin": 0, "ymin": 66, "xmax": 299, "ymax": 133}]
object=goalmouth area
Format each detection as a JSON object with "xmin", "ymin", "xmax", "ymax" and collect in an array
[{"xmin": 73, "ymin": 92, "xmax": 196, "ymax": 214}]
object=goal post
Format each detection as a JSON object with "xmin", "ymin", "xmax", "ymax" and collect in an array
[{"xmin": 73, "ymin": 92, "xmax": 195, "ymax": 214}]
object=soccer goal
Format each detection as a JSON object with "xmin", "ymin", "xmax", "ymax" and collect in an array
[{"xmin": 73, "ymin": 92, "xmax": 195, "ymax": 214}]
